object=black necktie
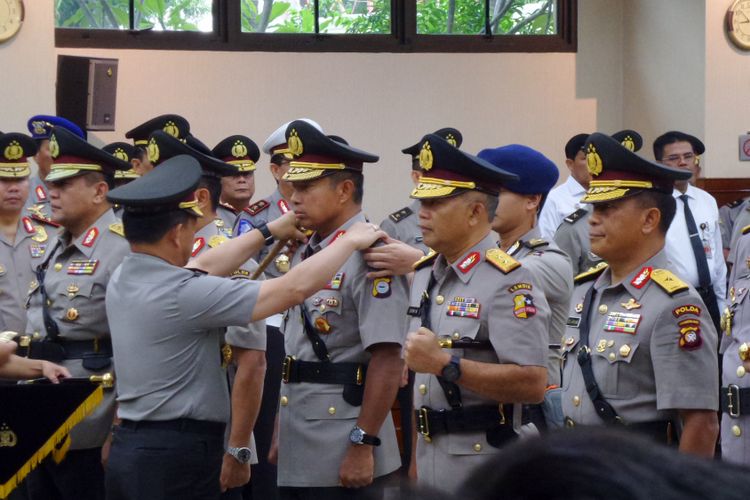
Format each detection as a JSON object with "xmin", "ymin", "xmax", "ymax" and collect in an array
[{"xmin": 679, "ymin": 194, "xmax": 711, "ymax": 289}]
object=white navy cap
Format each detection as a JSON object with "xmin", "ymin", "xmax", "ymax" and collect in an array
[{"xmin": 262, "ymin": 118, "xmax": 323, "ymax": 155}]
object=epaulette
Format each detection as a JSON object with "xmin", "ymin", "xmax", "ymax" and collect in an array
[
  {"xmin": 743, "ymin": 224, "xmax": 750, "ymax": 235},
  {"xmin": 219, "ymin": 202, "xmax": 238, "ymax": 214},
  {"xmin": 728, "ymin": 198, "xmax": 745, "ymax": 208},
  {"xmin": 389, "ymin": 206, "xmax": 413, "ymax": 224},
  {"xmin": 574, "ymin": 261, "xmax": 608, "ymax": 285},
  {"xmin": 523, "ymin": 238, "xmax": 549, "ymax": 249},
  {"xmin": 30, "ymin": 214, "xmax": 59, "ymax": 227},
  {"xmin": 485, "ymin": 248, "xmax": 521, "ymax": 274},
  {"xmin": 244, "ymin": 200, "xmax": 269, "ymax": 216},
  {"xmin": 650, "ymin": 269, "xmax": 689, "ymax": 296},
  {"xmin": 109, "ymin": 222, "xmax": 124, "ymax": 237},
  {"xmin": 413, "ymin": 250, "xmax": 438, "ymax": 270},
  {"xmin": 564, "ymin": 208, "xmax": 588, "ymax": 224}
]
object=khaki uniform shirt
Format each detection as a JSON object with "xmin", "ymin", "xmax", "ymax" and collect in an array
[
  {"xmin": 554, "ymin": 206, "xmax": 603, "ymax": 276},
  {"xmin": 411, "ymin": 232, "xmax": 549, "ymax": 495},
  {"xmin": 277, "ymin": 212, "xmax": 407, "ymax": 487},
  {"xmin": 216, "ymin": 203, "xmax": 239, "ymax": 232},
  {"xmin": 380, "ymin": 200, "xmax": 428, "ymax": 253},
  {"xmin": 0, "ymin": 215, "xmax": 57, "ymax": 333},
  {"xmin": 728, "ymin": 200, "xmax": 750, "ymax": 259},
  {"xmin": 507, "ymin": 227, "xmax": 573, "ymax": 385},
  {"xmin": 233, "ymin": 189, "xmax": 291, "ymax": 279},
  {"xmin": 561, "ymin": 250, "xmax": 719, "ymax": 427},
  {"xmin": 26, "ymin": 209, "xmax": 129, "ymax": 449},
  {"xmin": 24, "ymin": 176, "xmax": 52, "ymax": 221}
]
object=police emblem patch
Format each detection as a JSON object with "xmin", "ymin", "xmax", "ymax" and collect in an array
[
  {"xmin": 513, "ymin": 294, "xmax": 536, "ymax": 319},
  {"xmin": 372, "ymin": 277, "xmax": 391, "ymax": 298},
  {"xmin": 678, "ymin": 318, "xmax": 702, "ymax": 350}
]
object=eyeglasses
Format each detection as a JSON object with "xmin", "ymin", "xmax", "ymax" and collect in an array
[{"xmin": 662, "ymin": 153, "xmax": 697, "ymax": 164}]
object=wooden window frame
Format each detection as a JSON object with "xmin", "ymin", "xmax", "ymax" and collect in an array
[{"xmin": 56, "ymin": 0, "xmax": 577, "ymax": 53}]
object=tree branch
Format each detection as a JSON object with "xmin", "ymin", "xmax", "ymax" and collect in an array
[
  {"xmin": 508, "ymin": 0, "xmax": 553, "ymax": 35},
  {"xmin": 483, "ymin": 0, "xmax": 512, "ymax": 34},
  {"xmin": 98, "ymin": 0, "xmax": 120, "ymax": 28},
  {"xmin": 74, "ymin": 0, "xmax": 99, "ymax": 27}
]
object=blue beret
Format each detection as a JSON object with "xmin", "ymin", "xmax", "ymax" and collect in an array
[
  {"xmin": 27, "ymin": 115, "xmax": 85, "ymax": 140},
  {"xmin": 477, "ymin": 145, "xmax": 559, "ymax": 195}
]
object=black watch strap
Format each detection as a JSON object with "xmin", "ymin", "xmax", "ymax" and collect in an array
[
  {"xmin": 257, "ymin": 223, "xmax": 275, "ymax": 246},
  {"xmin": 360, "ymin": 433, "xmax": 381, "ymax": 446}
]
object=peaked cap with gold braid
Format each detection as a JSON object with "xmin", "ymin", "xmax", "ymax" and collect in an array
[
  {"xmin": 212, "ymin": 135, "xmax": 260, "ymax": 173},
  {"xmin": 125, "ymin": 114, "xmax": 190, "ymax": 147},
  {"xmin": 103, "ymin": 142, "xmax": 141, "ymax": 180},
  {"xmin": 0, "ymin": 133, "xmax": 36, "ymax": 178},
  {"xmin": 45, "ymin": 128, "xmax": 130, "ymax": 182},
  {"xmin": 402, "ymin": 127, "xmax": 463, "ymax": 158}
]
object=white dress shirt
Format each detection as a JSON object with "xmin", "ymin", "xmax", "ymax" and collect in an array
[
  {"xmin": 538, "ymin": 175, "xmax": 586, "ymax": 239},
  {"xmin": 665, "ymin": 184, "xmax": 727, "ymax": 311}
]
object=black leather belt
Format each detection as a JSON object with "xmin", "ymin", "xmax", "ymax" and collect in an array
[
  {"xmin": 721, "ymin": 385, "xmax": 750, "ymax": 417},
  {"xmin": 282, "ymin": 356, "xmax": 365, "ymax": 385},
  {"xmin": 564, "ymin": 417, "xmax": 676, "ymax": 444},
  {"xmin": 415, "ymin": 404, "xmax": 533, "ymax": 439},
  {"xmin": 119, "ymin": 418, "xmax": 225, "ymax": 436},
  {"xmin": 18, "ymin": 337, "xmax": 112, "ymax": 361}
]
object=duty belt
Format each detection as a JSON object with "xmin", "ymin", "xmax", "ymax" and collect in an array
[
  {"xmin": 721, "ymin": 385, "xmax": 750, "ymax": 418},
  {"xmin": 563, "ymin": 417, "xmax": 676, "ymax": 445},
  {"xmin": 282, "ymin": 356, "xmax": 365, "ymax": 386},
  {"xmin": 415, "ymin": 404, "xmax": 532, "ymax": 441},
  {"xmin": 16, "ymin": 337, "xmax": 112, "ymax": 362}
]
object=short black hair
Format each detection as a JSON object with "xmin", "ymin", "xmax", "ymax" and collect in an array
[
  {"xmin": 122, "ymin": 209, "xmax": 192, "ymax": 244},
  {"xmin": 652, "ymin": 131, "xmax": 704, "ymax": 161},
  {"xmin": 81, "ymin": 171, "xmax": 114, "ymax": 190},
  {"xmin": 634, "ymin": 190, "xmax": 676, "ymax": 234},
  {"xmin": 328, "ymin": 170, "xmax": 364, "ymax": 204},
  {"xmin": 198, "ymin": 174, "xmax": 221, "ymax": 212}
]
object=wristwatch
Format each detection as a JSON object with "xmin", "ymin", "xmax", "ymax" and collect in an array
[
  {"xmin": 441, "ymin": 354, "xmax": 461, "ymax": 382},
  {"xmin": 226, "ymin": 446, "xmax": 253, "ymax": 464},
  {"xmin": 349, "ymin": 425, "xmax": 381, "ymax": 446},
  {"xmin": 256, "ymin": 223, "xmax": 275, "ymax": 246}
]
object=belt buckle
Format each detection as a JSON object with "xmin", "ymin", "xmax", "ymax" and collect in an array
[
  {"xmin": 355, "ymin": 364, "xmax": 363, "ymax": 385},
  {"xmin": 417, "ymin": 407, "xmax": 431, "ymax": 442},
  {"xmin": 282, "ymin": 355, "xmax": 295, "ymax": 384},
  {"xmin": 727, "ymin": 384, "xmax": 741, "ymax": 418}
]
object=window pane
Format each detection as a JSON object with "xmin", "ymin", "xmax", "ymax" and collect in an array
[
  {"xmin": 416, "ymin": 0, "xmax": 557, "ymax": 35},
  {"xmin": 318, "ymin": 0, "xmax": 390, "ymax": 34},
  {"xmin": 241, "ymin": 0, "xmax": 315, "ymax": 33},
  {"xmin": 55, "ymin": 0, "xmax": 213, "ymax": 31}
]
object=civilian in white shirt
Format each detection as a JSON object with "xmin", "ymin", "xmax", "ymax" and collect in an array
[
  {"xmin": 659, "ymin": 131, "xmax": 726, "ymax": 331},
  {"xmin": 538, "ymin": 133, "xmax": 590, "ymax": 239}
]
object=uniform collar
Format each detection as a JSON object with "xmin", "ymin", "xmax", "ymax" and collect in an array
[
  {"xmin": 434, "ymin": 231, "xmax": 496, "ymax": 285},
  {"xmin": 672, "ymin": 184, "xmax": 696, "ymax": 200},
  {"xmin": 594, "ymin": 248, "xmax": 669, "ymax": 300},
  {"xmin": 506, "ymin": 227, "xmax": 542, "ymax": 257},
  {"xmin": 307, "ymin": 211, "xmax": 366, "ymax": 253},
  {"xmin": 65, "ymin": 209, "xmax": 116, "ymax": 258},
  {"xmin": 566, "ymin": 175, "xmax": 586, "ymax": 196}
]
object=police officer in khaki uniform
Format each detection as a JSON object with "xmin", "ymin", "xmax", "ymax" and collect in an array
[
  {"xmin": 554, "ymin": 130, "xmax": 644, "ymax": 275},
  {"xmin": 24, "ymin": 116, "xmax": 86, "ymax": 222},
  {"xmin": 479, "ymin": 144, "xmax": 572, "ymax": 387},
  {"xmin": 146, "ymin": 129, "xmax": 267, "ymax": 497},
  {"xmin": 274, "ymin": 121, "xmax": 407, "ymax": 499},
  {"xmin": 21, "ymin": 126, "xmax": 131, "ymax": 500},
  {"xmin": 0, "ymin": 133, "xmax": 59, "ymax": 335},
  {"xmin": 104, "ymin": 155, "xmax": 386, "ymax": 500},
  {"xmin": 403, "ymin": 135, "xmax": 550, "ymax": 495},
  {"xmin": 213, "ymin": 135, "xmax": 260, "ymax": 229},
  {"xmin": 124, "ymin": 114, "xmax": 191, "ymax": 177},
  {"xmin": 560, "ymin": 133, "xmax": 719, "ymax": 457}
]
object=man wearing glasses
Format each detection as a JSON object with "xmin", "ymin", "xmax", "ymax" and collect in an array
[{"xmin": 658, "ymin": 131, "xmax": 725, "ymax": 333}]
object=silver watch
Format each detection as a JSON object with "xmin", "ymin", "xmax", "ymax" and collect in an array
[{"xmin": 227, "ymin": 446, "xmax": 252, "ymax": 464}]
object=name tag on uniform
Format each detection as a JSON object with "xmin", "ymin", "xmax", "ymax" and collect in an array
[
  {"xmin": 566, "ymin": 316, "xmax": 581, "ymax": 328},
  {"xmin": 67, "ymin": 259, "xmax": 99, "ymax": 275},
  {"xmin": 446, "ymin": 297, "xmax": 480, "ymax": 319},
  {"xmin": 603, "ymin": 312, "xmax": 641, "ymax": 335}
]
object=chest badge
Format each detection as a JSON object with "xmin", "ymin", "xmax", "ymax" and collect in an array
[
  {"xmin": 621, "ymin": 298, "xmax": 641, "ymax": 310},
  {"xmin": 447, "ymin": 297, "xmax": 480, "ymax": 319},
  {"xmin": 324, "ymin": 272, "xmax": 345, "ymax": 290},
  {"xmin": 603, "ymin": 312, "xmax": 641, "ymax": 335},
  {"xmin": 67, "ymin": 259, "xmax": 99, "ymax": 275},
  {"xmin": 29, "ymin": 243, "xmax": 46, "ymax": 258}
]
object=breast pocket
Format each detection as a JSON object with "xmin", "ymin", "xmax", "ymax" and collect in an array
[
  {"xmin": 302, "ymin": 392, "xmax": 359, "ymax": 422},
  {"xmin": 437, "ymin": 316, "xmax": 491, "ymax": 362},
  {"xmin": 56, "ymin": 280, "xmax": 95, "ymax": 323},
  {"xmin": 591, "ymin": 339, "xmax": 640, "ymax": 399},
  {"xmin": 307, "ymin": 290, "xmax": 356, "ymax": 348}
]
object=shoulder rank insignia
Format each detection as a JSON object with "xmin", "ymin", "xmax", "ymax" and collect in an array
[
  {"xmin": 413, "ymin": 250, "xmax": 438, "ymax": 270},
  {"xmin": 208, "ymin": 235, "xmax": 227, "ymax": 248},
  {"xmin": 524, "ymin": 238, "xmax": 549, "ymax": 249},
  {"xmin": 650, "ymin": 269, "xmax": 689, "ymax": 296},
  {"xmin": 192, "ymin": 237, "xmax": 205, "ymax": 257},
  {"xmin": 389, "ymin": 206, "xmax": 413, "ymax": 224},
  {"xmin": 564, "ymin": 208, "xmax": 587, "ymax": 224},
  {"xmin": 485, "ymin": 248, "xmax": 520, "ymax": 274},
  {"xmin": 109, "ymin": 222, "xmax": 125, "ymax": 237},
  {"xmin": 574, "ymin": 261, "xmax": 608, "ymax": 285},
  {"xmin": 743, "ymin": 224, "xmax": 750, "ymax": 236},
  {"xmin": 219, "ymin": 202, "xmax": 238, "ymax": 214},
  {"xmin": 245, "ymin": 200, "xmax": 270, "ymax": 216},
  {"xmin": 729, "ymin": 198, "xmax": 745, "ymax": 208},
  {"xmin": 30, "ymin": 214, "xmax": 59, "ymax": 227}
]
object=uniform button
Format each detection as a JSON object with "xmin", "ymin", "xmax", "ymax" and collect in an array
[
  {"xmin": 608, "ymin": 352, "xmax": 616, "ymax": 361},
  {"xmin": 280, "ymin": 396, "xmax": 289, "ymax": 406},
  {"xmin": 598, "ymin": 305, "xmax": 608, "ymax": 315},
  {"xmin": 418, "ymin": 384, "xmax": 427, "ymax": 395},
  {"xmin": 328, "ymin": 406, "xmax": 336, "ymax": 415},
  {"xmin": 66, "ymin": 308, "xmax": 79, "ymax": 321},
  {"xmin": 54, "ymin": 263, "xmax": 63, "ymax": 272},
  {"xmin": 733, "ymin": 425, "xmax": 742, "ymax": 437},
  {"xmin": 320, "ymin": 305, "xmax": 326, "ymax": 312},
  {"xmin": 452, "ymin": 331, "xmax": 460, "ymax": 340},
  {"xmin": 473, "ymin": 443, "xmax": 482, "ymax": 452},
  {"xmin": 46, "ymin": 299, "xmax": 52, "ymax": 306},
  {"xmin": 436, "ymin": 295, "xmax": 445, "ymax": 305},
  {"xmin": 740, "ymin": 343, "xmax": 750, "ymax": 361},
  {"xmin": 572, "ymin": 396, "xmax": 580, "ymax": 407},
  {"xmin": 574, "ymin": 303, "xmax": 583, "ymax": 313},
  {"xmin": 738, "ymin": 366, "xmax": 747, "ymax": 378},
  {"xmin": 32, "ymin": 332, "xmax": 41, "ymax": 339},
  {"xmin": 565, "ymin": 337, "xmax": 575, "ymax": 346}
]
